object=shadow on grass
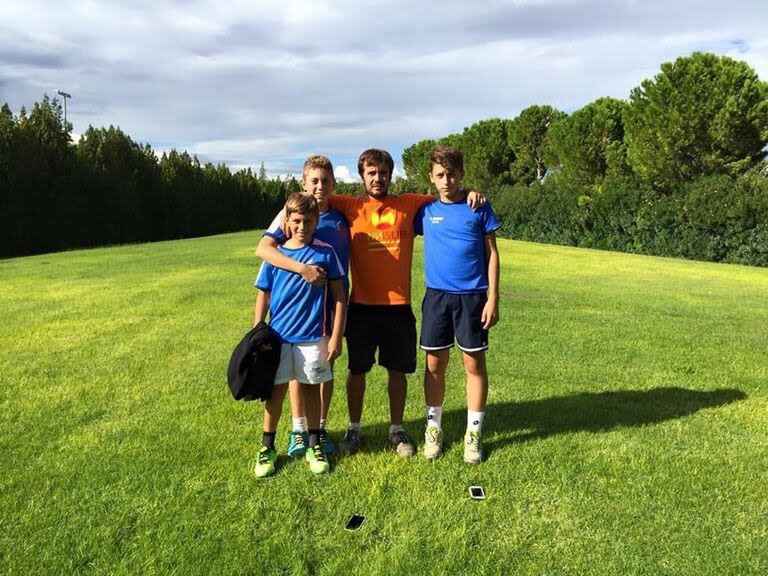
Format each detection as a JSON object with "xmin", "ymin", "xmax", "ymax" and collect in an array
[{"xmin": 354, "ymin": 386, "xmax": 747, "ymax": 456}]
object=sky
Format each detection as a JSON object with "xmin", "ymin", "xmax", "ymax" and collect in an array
[{"xmin": 2, "ymin": 0, "xmax": 767, "ymax": 182}]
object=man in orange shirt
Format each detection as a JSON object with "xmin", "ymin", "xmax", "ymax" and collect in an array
[{"xmin": 329, "ymin": 149, "xmax": 434, "ymax": 456}]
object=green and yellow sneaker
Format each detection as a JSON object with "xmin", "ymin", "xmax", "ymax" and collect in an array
[
  {"xmin": 254, "ymin": 446, "xmax": 277, "ymax": 478},
  {"xmin": 305, "ymin": 445, "xmax": 330, "ymax": 474}
]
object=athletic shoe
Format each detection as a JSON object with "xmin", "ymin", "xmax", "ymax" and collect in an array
[
  {"xmin": 287, "ymin": 430, "xmax": 308, "ymax": 458},
  {"xmin": 338, "ymin": 428, "xmax": 364, "ymax": 455},
  {"xmin": 388, "ymin": 429, "xmax": 416, "ymax": 457},
  {"xmin": 464, "ymin": 431, "xmax": 483, "ymax": 464},
  {"xmin": 423, "ymin": 426, "xmax": 443, "ymax": 460},
  {"xmin": 319, "ymin": 428, "xmax": 336, "ymax": 454},
  {"xmin": 306, "ymin": 445, "xmax": 330, "ymax": 474},
  {"xmin": 254, "ymin": 446, "xmax": 277, "ymax": 478}
]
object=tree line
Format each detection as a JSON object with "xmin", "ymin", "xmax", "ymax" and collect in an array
[
  {"xmin": 402, "ymin": 52, "xmax": 768, "ymax": 266},
  {"xmin": 3, "ymin": 52, "xmax": 767, "ymax": 265},
  {"xmin": 0, "ymin": 95, "xmax": 299, "ymax": 258}
]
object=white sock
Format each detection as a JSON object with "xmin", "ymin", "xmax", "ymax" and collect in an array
[
  {"xmin": 319, "ymin": 418, "xmax": 326, "ymax": 430},
  {"xmin": 467, "ymin": 410, "xmax": 484, "ymax": 434},
  {"xmin": 292, "ymin": 416, "xmax": 307, "ymax": 432},
  {"xmin": 348, "ymin": 422, "xmax": 362, "ymax": 432},
  {"xmin": 389, "ymin": 424, "xmax": 403, "ymax": 435},
  {"xmin": 426, "ymin": 405, "xmax": 443, "ymax": 429}
]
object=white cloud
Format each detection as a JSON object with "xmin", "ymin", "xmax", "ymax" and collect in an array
[
  {"xmin": 2, "ymin": 0, "xmax": 767, "ymax": 177},
  {"xmin": 334, "ymin": 165, "xmax": 357, "ymax": 183}
]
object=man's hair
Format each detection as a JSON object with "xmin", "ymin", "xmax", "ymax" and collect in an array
[
  {"xmin": 429, "ymin": 146, "xmax": 464, "ymax": 173},
  {"xmin": 302, "ymin": 155, "xmax": 335, "ymax": 179},
  {"xmin": 358, "ymin": 148, "xmax": 394, "ymax": 177},
  {"xmin": 284, "ymin": 192, "xmax": 319, "ymax": 221}
]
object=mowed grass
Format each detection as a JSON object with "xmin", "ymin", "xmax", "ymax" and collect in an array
[{"xmin": 1, "ymin": 232, "xmax": 767, "ymax": 576}]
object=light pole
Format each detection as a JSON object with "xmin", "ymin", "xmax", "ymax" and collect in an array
[{"xmin": 57, "ymin": 90, "xmax": 71, "ymax": 125}]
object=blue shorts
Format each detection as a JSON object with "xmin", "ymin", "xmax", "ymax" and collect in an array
[{"xmin": 420, "ymin": 288, "xmax": 489, "ymax": 353}]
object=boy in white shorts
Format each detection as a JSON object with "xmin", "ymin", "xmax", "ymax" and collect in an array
[{"xmin": 252, "ymin": 193, "xmax": 346, "ymax": 477}]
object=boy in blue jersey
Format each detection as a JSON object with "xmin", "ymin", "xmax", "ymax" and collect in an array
[
  {"xmin": 257, "ymin": 155, "xmax": 350, "ymax": 458},
  {"xmin": 253, "ymin": 192, "xmax": 346, "ymax": 477},
  {"xmin": 414, "ymin": 147, "xmax": 501, "ymax": 464}
]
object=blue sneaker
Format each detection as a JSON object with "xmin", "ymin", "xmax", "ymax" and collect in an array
[
  {"xmin": 319, "ymin": 428, "xmax": 335, "ymax": 454},
  {"xmin": 287, "ymin": 430, "xmax": 308, "ymax": 458}
]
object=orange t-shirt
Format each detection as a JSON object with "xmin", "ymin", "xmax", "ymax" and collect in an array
[{"xmin": 329, "ymin": 193, "xmax": 434, "ymax": 305}]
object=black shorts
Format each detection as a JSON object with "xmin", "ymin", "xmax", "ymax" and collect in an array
[
  {"xmin": 324, "ymin": 285, "xmax": 350, "ymax": 335},
  {"xmin": 346, "ymin": 303, "xmax": 417, "ymax": 375},
  {"xmin": 420, "ymin": 288, "xmax": 489, "ymax": 353}
]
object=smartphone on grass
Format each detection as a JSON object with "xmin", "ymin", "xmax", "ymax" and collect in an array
[
  {"xmin": 345, "ymin": 515, "xmax": 365, "ymax": 531},
  {"xmin": 469, "ymin": 486, "xmax": 486, "ymax": 500}
]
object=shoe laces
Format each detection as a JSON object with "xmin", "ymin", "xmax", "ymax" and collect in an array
[
  {"xmin": 318, "ymin": 429, "xmax": 328, "ymax": 450},
  {"xmin": 343, "ymin": 429, "xmax": 360, "ymax": 442},
  {"xmin": 425, "ymin": 427, "xmax": 440, "ymax": 443},
  {"xmin": 292, "ymin": 431, "xmax": 306, "ymax": 448},
  {"xmin": 466, "ymin": 431, "xmax": 480, "ymax": 447},
  {"xmin": 258, "ymin": 448, "xmax": 272, "ymax": 464},
  {"xmin": 312, "ymin": 445, "xmax": 327, "ymax": 462}
]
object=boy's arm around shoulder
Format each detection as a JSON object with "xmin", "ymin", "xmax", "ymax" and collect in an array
[
  {"xmin": 463, "ymin": 188, "xmax": 487, "ymax": 211},
  {"xmin": 481, "ymin": 231, "xmax": 500, "ymax": 330},
  {"xmin": 255, "ymin": 234, "xmax": 327, "ymax": 286},
  {"xmin": 326, "ymin": 278, "xmax": 347, "ymax": 362}
]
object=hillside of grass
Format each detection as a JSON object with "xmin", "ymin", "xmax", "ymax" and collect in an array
[{"xmin": 1, "ymin": 232, "xmax": 766, "ymax": 575}]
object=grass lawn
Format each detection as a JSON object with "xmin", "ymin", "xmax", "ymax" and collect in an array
[{"xmin": 1, "ymin": 232, "xmax": 767, "ymax": 575}]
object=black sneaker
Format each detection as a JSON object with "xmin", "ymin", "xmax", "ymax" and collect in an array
[
  {"xmin": 319, "ymin": 428, "xmax": 336, "ymax": 454},
  {"xmin": 338, "ymin": 428, "xmax": 363, "ymax": 455},
  {"xmin": 388, "ymin": 429, "xmax": 416, "ymax": 457}
]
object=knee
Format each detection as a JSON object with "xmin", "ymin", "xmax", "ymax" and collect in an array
[
  {"xmin": 426, "ymin": 354, "xmax": 448, "ymax": 377},
  {"xmin": 462, "ymin": 352, "xmax": 486, "ymax": 376}
]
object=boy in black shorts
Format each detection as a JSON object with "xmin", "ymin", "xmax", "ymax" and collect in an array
[{"xmin": 414, "ymin": 146, "xmax": 501, "ymax": 464}]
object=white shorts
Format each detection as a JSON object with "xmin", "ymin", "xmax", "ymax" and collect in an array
[{"xmin": 274, "ymin": 337, "xmax": 332, "ymax": 385}]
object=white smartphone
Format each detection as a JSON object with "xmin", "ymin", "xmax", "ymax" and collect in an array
[{"xmin": 469, "ymin": 485, "xmax": 486, "ymax": 500}]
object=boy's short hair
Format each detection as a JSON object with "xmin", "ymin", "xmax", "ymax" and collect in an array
[
  {"xmin": 358, "ymin": 148, "xmax": 394, "ymax": 177},
  {"xmin": 284, "ymin": 192, "xmax": 319, "ymax": 221},
  {"xmin": 429, "ymin": 146, "xmax": 464, "ymax": 173},
  {"xmin": 302, "ymin": 155, "xmax": 335, "ymax": 179}
]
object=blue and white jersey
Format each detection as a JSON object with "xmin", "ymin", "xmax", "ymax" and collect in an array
[
  {"xmin": 414, "ymin": 199, "xmax": 501, "ymax": 293},
  {"xmin": 264, "ymin": 208, "xmax": 351, "ymax": 293},
  {"xmin": 255, "ymin": 239, "xmax": 344, "ymax": 343}
]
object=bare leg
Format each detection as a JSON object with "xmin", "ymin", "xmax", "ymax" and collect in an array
[
  {"xmin": 424, "ymin": 349, "xmax": 450, "ymax": 407},
  {"xmin": 288, "ymin": 379, "xmax": 303, "ymax": 418},
  {"xmin": 263, "ymin": 383, "xmax": 289, "ymax": 432},
  {"xmin": 387, "ymin": 370, "xmax": 408, "ymax": 426},
  {"xmin": 346, "ymin": 372, "xmax": 366, "ymax": 423},
  {"xmin": 461, "ymin": 350, "xmax": 488, "ymax": 411},
  {"xmin": 302, "ymin": 383, "xmax": 321, "ymax": 431},
  {"xmin": 320, "ymin": 379, "xmax": 333, "ymax": 421}
]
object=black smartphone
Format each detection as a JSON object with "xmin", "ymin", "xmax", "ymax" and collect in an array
[
  {"xmin": 469, "ymin": 485, "xmax": 486, "ymax": 500},
  {"xmin": 345, "ymin": 514, "xmax": 365, "ymax": 531}
]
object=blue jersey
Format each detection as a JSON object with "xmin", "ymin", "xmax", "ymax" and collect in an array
[
  {"xmin": 265, "ymin": 208, "xmax": 351, "ymax": 294},
  {"xmin": 414, "ymin": 199, "xmax": 501, "ymax": 293},
  {"xmin": 255, "ymin": 239, "xmax": 344, "ymax": 343}
]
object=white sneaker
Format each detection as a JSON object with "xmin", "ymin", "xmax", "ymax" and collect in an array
[
  {"xmin": 423, "ymin": 426, "xmax": 443, "ymax": 460},
  {"xmin": 464, "ymin": 431, "xmax": 483, "ymax": 464}
]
